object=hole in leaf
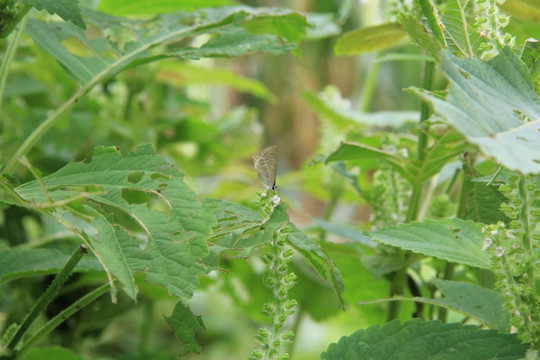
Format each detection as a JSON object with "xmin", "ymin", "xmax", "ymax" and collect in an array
[
  {"xmin": 151, "ymin": 172, "xmax": 172, "ymax": 180},
  {"xmin": 61, "ymin": 36, "xmax": 94, "ymax": 57},
  {"xmin": 122, "ymin": 188, "xmax": 170, "ymax": 213},
  {"xmin": 127, "ymin": 171, "xmax": 144, "ymax": 184},
  {"xmin": 458, "ymin": 69, "xmax": 470, "ymax": 79}
]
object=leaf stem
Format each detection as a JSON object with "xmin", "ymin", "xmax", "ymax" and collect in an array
[
  {"xmin": 360, "ymin": 54, "xmax": 381, "ymax": 112},
  {"xmin": 0, "ymin": 13, "xmax": 28, "ymax": 118},
  {"xmin": 14, "ymin": 282, "xmax": 110, "ymax": 359},
  {"xmin": 6, "ymin": 244, "xmax": 88, "ymax": 353}
]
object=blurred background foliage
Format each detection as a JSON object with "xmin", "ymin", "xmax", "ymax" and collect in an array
[{"xmin": 1, "ymin": 0, "xmax": 537, "ymax": 359}]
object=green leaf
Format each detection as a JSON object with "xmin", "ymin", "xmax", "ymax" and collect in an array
[
  {"xmin": 0, "ymin": 248, "xmax": 102, "ymax": 284},
  {"xmin": 156, "ymin": 62, "xmax": 277, "ymax": 102},
  {"xmin": 24, "ymin": 6, "xmax": 308, "ymax": 85},
  {"xmin": 16, "ymin": 145, "xmax": 215, "ymax": 302},
  {"xmin": 321, "ymin": 319, "xmax": 529, "ymax": 360},
  {"xmin": 303, "ymin": 89, "xmax": 419, "ymax": 128},
  {"xmin": 440, "ymin": 0, "xmax": 479, "ymax": 57},
  {"xmin": 288, "ymin": 223, "xmax": 345, "ymax": 309},
  {"xmin": 165, "ymin": 302, "xmax": 205, "ymax": 356},
  {"xmin": 462, "ymin": 174, "xmax": 509, "ymax": 224},
  {"xmin": 97, "ymin": 0, "xmax": 236, "ymax": 15},
  {"xmin": 21, "ymin": 346, "xmax": 87, "ymax": 360},
  {"xmin": 368, "ymin": 218, "xmax": 492, "ymax": 269},
  {"xmin": 23, "ymin": 0, "xmax": 86, "ymax": 29},
  {"xmin": 398, "ymin": 13, "xmax": 441, "ymax": 61},
  {"xmin": 433, "ymin": 278, "xmax": 511, "ymax": 332},
  {"xmin": 313, "ymin": 218, "xmax": 375, "ymax": 247},
  {"xmin": 334, "ymin": 23, "xmax": 407, "ymax": 56},
  {"xmin": 411, "ymin": 48, "xmax": 540, "ymax": 174},
  {"xmin": 325, "ymin": 142, "xmax": 414, "ymax": 183}
]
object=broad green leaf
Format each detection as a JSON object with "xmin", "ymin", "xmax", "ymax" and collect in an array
[
  {"xmin": 98, "ymin": 0, "xmax": 236, "ymax": 15},
  {"xmin": 25, "ymin": 6, "xmax": 308, "ymax": 85},
  {"xmin": 165, "ymin": 302, "xmax": 205, "ymax": 356},
  {"xmin": 156, "ymin": 62, "xmax": 277, "ymax": 102},
  {"xmin": 441, "ymin": 0, "xmax": 481, "ymax": 57},
  {"xmin": 303, "ymin": 89, "xmax": 419, "ymax": 128},
  {"xmin": 321, "ymin": 319, "xmax": 529, "ymax": 360},
  {"xmin": 15, "ymin": 145, "xmax": 215, "ymax": 302},
  {"xmin": 325, "ymin": 142, "xmax": 414, "ymax": 182},
  {"xmin": 23, "ymin": 0, "xmax": 85, "ymax": 29},
  {"xmin": 368, "ymin": 218, "xmax": 492, "ymax": 269},
  {"xmin": 411, "ymin": 48, "xmax": 540, "ymax": 174},
  {"xmin": 0, "ymin": 248, "xmax": 102, "ymax": 284},
  {"xmin": 21, "ymin": 346, "xmax": 87, "ymax": 360},
  {"xmin": 433, "ymin": 278, "xmax": 511, "ymax": 332},
  {"xmin": 334, "ymin": 23, "xmax": 407, "ymax": 56}
]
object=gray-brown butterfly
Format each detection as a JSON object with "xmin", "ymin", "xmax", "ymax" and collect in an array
[{"xmin": 252, "ymin": 145, "xmax": 278, "ymax": 190}]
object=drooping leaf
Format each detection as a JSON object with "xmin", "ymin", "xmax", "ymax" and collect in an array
[
  {"xmin": 334, "ymin": 23, "xmax": 407, "ymax": 56},
  {"xmin": 411, "ymin": 48, "xmax": 540, "ymax": 174},
  {"xmin": 23, "ymin": 0, "xmax": 85, "ymax": 29},
  {"xmin": 462, "ymin": 174, "xmax": 509, "ymax": 224},
  {"xmin": 368, "ymin": 218, "xmax": 492, "ymax": 269},
  {"xmin": 0, "ymin": 248, "xmax": 102, "ymax": 284},
  {"xmin": 15, "ymin": 145, "xmax": 215, "ymax": 302},
  {"xmin": 433, "ymin": 278, "xmax": 511, "ymax": 332},
  {"xmin": 321, "ymin": 319, "xmax": 529, "ymax": 360},
  {"xmin": 165, "ymin": 302, "xmax": 206, "ymax": 356},
  {"xmin": 97, "ymin": 0, "xmax": 236, "ymax": 15}
]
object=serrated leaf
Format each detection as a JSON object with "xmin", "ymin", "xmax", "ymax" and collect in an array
[
  {"xmin": 321, "ymin": 319, "xmax": 529, "ymax": 360},
  {"xmin": 368, "ymin": 218, "xmax": 492, "ymax": 269},
  {"xmin": 15, "ymin": 145, "xmax": 215, "ymax": 302},
  {"xmin": 334, "ymin": 23, "xmax": 407, "ymax": 56},
  {"xmin": 462, "ymin": 174, "xmax": 509, "ymax": 224},
  {"xmin": 411, "ymin": 48, "xmax": 540, "ymax": 174},
  {"xmin": 23, "ymin": 0, "xmax": 86, "ymax": 29},
  {"xmin": 25, "ymin": 6, "xmax": 308, "ymax": 85},
  {"xmin": 165, "ymin": 302, "xmax": 205, "ymax": 356},
  {"xmin": 433, "ymin": 278, "xmax": 511, "ymax": 332},
  {"xmin": 441, "ymin": 0, "xmax": 477, "ymax": 57},
  {"xmin": 0, "ymin": 248, "xmax": 102, "ymax": 284},
  {"xmin": 398, "ymin": 13, "xmax": 441, "ymax": 61}
]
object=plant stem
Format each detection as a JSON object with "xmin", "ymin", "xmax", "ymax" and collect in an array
[
  {"xmin": 14, "ymin": 282, "xmax": 110, "ymax": 359},
  {"xmin": 387, "ymin": 60, "xmax": 435, "ymax": 322},
  {"xmin": 360, "ymin": 54, "xmax": 380, "ymax": 112},
  {"xmin": 6, "ymin": 245, "xmax": 88, "ymax": 353},
  {"xmin": 0, "ymin": 13, "xmax": 28, "ymax": 118}
]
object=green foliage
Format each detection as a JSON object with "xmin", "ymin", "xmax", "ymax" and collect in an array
[
  {"xmin": 321, "ymin": 319, "xmax": 529, "ymax": 360},
  {"xmin": 334, "ymin": 23, "xmax": 407, "ymax": 55},
  {"xmin": 22, "ymin": 0, "xmax": 85, "ymax": 28}
]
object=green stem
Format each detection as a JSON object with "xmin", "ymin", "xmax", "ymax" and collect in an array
[
  {"xmin": 14, "ymin": 282, "xmax": 110, "ymax": 359},
  {"xmin": 360, "ymin": 55, "xmax": 380, "ymax": 112},
  {"xmin": 138, "ymin": 299, "xmax": 154, "ymax": 354},
  {"xmin": 6, "ymin": 245, "xmax": 88, "ymax": 352},
  {"xmin": 0, "ymin": 13, "xmax": 28, "ymax": 117},
  {"xmin": 387, "ymin": 60, "xmax": 435, "ymax": 322}
]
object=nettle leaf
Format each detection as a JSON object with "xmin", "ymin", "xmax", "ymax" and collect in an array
[
  {"xmin": 334, "ymin": 23, "xmax": 407, "ymax": 55},
  {"xmin": 25, "ymin": 6, "xmax": 309, "ymax": 85},
  {"xmin": 23, "ymin": 0, "xmax": 86, "ymax": 29},
  {"xmin": 368, "ymin": 218, "xmax": 492, "ymax": 269},
  {"xmin": 398, "ymin": 13, "xmax": 441, "ymax": 61},
  {"xmin": 462, "ymin": 174, "xmax": 509, "ymax": 224},
  {"xmin": 433, "ymin": 278, "xmax": 511, "ymax": 332},
  {"xmin": 321, "ymin": 319, "xmax": 529, "ymax": 360},
  {"xmin": 411, "ymin": 48, "xmax": 540, "ymax": 174},
  {"xmin": 15, "ymin": 145, "xmax": 215, "ymax": 302},
  {"xmin": 165, "ymin": 302, "xmax": 206, "ymax": 356},
  {"xmin": 441, "ymin": 0, "xmax": 483, "ymax": 57},
  {"xmin": 0, "ymin": 248, "xmax": 102, "ymax": 284},
  {"xmin": 22, "ymin": 346, "xmax": 87, "ymax": 360}
]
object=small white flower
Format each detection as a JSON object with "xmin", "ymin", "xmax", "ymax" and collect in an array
[
  {"xmin": 506, "ymin": 230, "xmax": 516, "ymax": 239},
  {"xmin": 496, "ymin": 247, "xmax": 505, "ymax": 257},
  {"xmin": 261, "ymin": 192, "xmax": 267, "ymax": 198},
  {"xmin": 271, "ymin": 195, "xmax": 281, "ymax": 206},
  {"xmin": 491, "ymin": 229, "xmax": 498, "ymax": 236},
  {"xmin": 482, "ymin": 238, "xmax": 493, "ymax": 251}
]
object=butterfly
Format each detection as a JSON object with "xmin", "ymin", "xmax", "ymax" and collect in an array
[{"xmin": 252, "ymin": 145, "xmax": 278, "ymax": 190}]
